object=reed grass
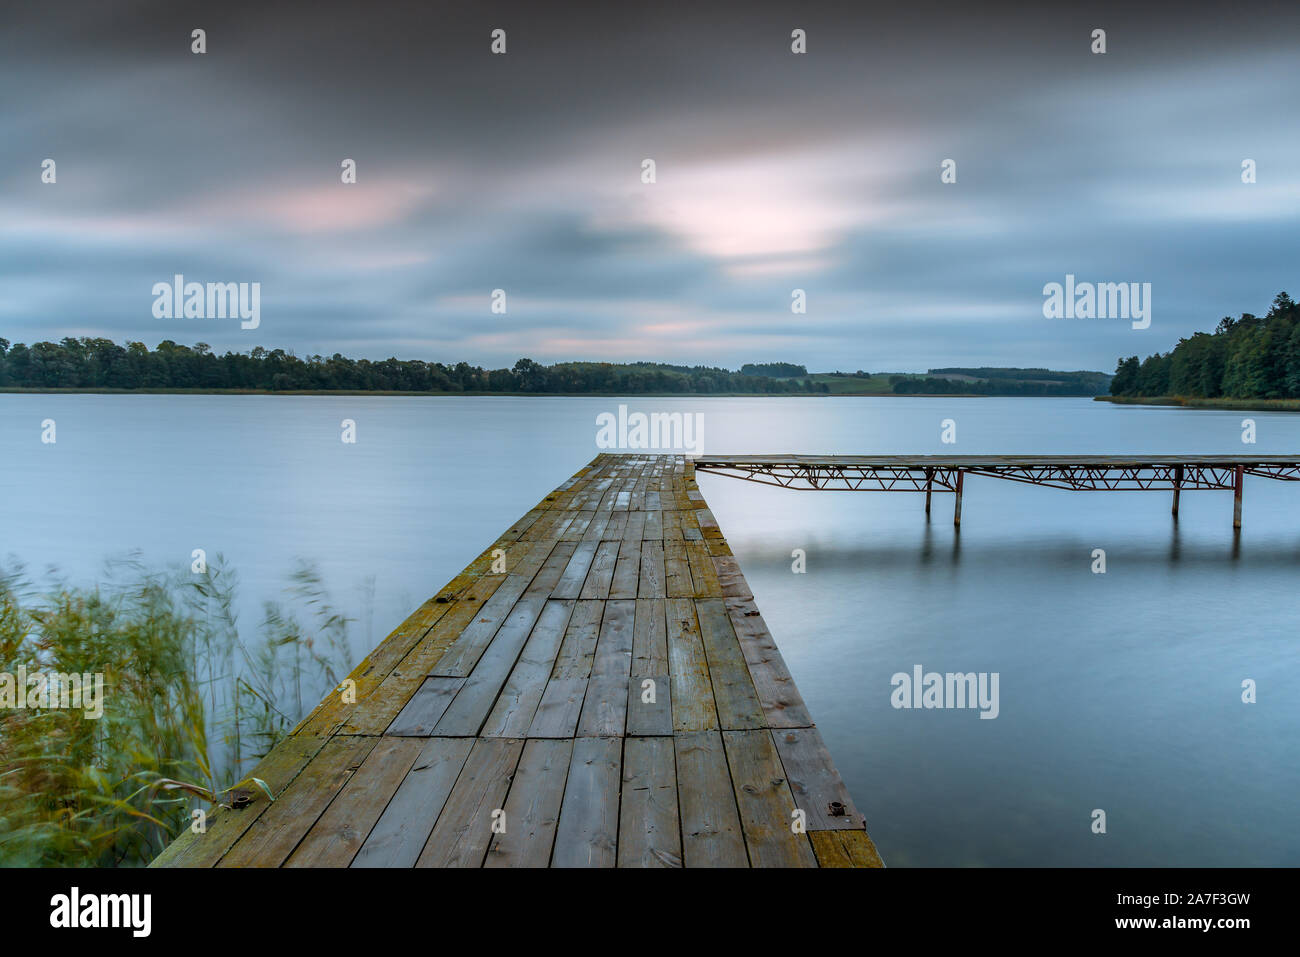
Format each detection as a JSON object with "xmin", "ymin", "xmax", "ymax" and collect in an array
[{"xmin": 0, "ymin": 556, "xmax": 350, "ymax": 866}]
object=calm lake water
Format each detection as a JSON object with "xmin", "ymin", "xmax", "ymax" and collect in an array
[{"xmin": 2, "ymin": 394, "xmax": 1298, "ymax": 866}]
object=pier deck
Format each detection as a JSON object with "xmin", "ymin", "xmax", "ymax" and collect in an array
[{"xmin": 152, "ymin": 453, "xmax": 880, "ymax": 869}]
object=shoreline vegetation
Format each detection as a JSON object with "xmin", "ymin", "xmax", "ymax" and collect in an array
[
  {"xmin": 0, "ymin": 386, "xmax": 998, "ymax": 397},
  {"xmin": 1096, "ymin": 395, "xmax": 1300, "ymax": 412},
  {"xmin": 1109, "ymin": 292, "xmax": 1300, "ymax": 403},
  {"xmin": 0, "ymin": 337, "xmax": 1108, "ymax": 397},
  {"xmin": 0, "ymin": 557, "xmax": 352, "ymax": 867}
]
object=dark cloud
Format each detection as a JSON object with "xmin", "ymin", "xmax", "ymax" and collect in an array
[{"xmin": 1, "ymin": 0, "xmax": 1298, "ymax": 371}]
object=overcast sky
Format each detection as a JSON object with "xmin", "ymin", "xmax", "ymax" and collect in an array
[{"xmin": 2, "ymin": 1, "xmax": 1298, "ymax": 372}]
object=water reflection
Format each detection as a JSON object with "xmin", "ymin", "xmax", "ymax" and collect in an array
[{"xmin": 4, "ymin": 394, "xmax": 1298, "ymax": 866}]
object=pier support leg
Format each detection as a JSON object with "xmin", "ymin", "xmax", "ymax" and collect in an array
[
  {"xmin": 1172, "ymin": 465, "xmax": 1182, "ymax": 517},
  {"xmin": 1233, "ymin": 465, "xmax": 1244, "ymax": 529},
  {"xmin": 924, "ymin": 468, "xmax": 933, "ymax": 515},
  {"xmin": 953, "ymin": 469, "xmax": 963, "ymax": 527}
]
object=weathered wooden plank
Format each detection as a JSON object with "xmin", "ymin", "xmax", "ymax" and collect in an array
[
  {"xmin": 674, "ymin": 730, "xmax": 747, "ymax": 867},
  {"xmin": 711, "ymin": 554, "xmax": 751, "ymax": 598},
  {"xmin": 570, "ymin": 480, "xmax": 597, "ymax": 510},
  {"xmin": 559, "ymin": 484, "xmax": 587, "ymax": 510},
  {"xmin": 294, "ymin": 562, "xmax": 505, "ymax": 736},
  {"xmin": 291, "ymin": 602, "xmax": 440, "ymax": 737},
  {"xmin": 483, "ymin": 738, "xmax": 573, "ymax": 868},
  {"xmin": 416, "ymin": 737, "xmax": 525, "ymax": 868},
  {"xmin": 810, "ymin": 829, "xmax": 885, "ymax": 868},
  {"xmin": 386, "ymin": 676, "xmax": 466, "ymax": 736},
  {"xmin": 150, "ymin": 734, "xmax": 328, "ymax": 867},
  {"xmin": 695, "ymin": 598, "xmax": 765, "ymax": 730},
  {"xmin": 521, "ymin": 508, "xmax": 562, "ymax": 542},
  {"xmin": 665, "ymin": 597, "xmax": 717, "ymax": 732},
  {"xmin": 219, "ymin": 735, "xmax": 378, "ymax": 867},
  {"xmin": 578, "ymin": 540, "xmax": 619, "ymax": 599},
  {"xmin": 722, "ymin": 729, "xmax": 817, "ymax": 867},
  {"xmin": 581, "ymin": 510, "xmax": 610, "ymax": 542},
  {"xmin": 577, "ymin": 674, "xmax": 629, "ymax": 737},
  {"xmin": 285, "ymin": 736, "xmax": 426, "ymax": 867},
  {"xmin": 546, "ymin": 512, "xmax": 578, "ymax": 540},
  {"xmin": 431, "ymin": 574, "xmax": 532, "ymax": 678},
  {"xmin": 501, "ymin": 508, "xmax": 544, "ymax": 541},
  {"xmin": 641, "ymin": 508, "xmax": 663, "ymax": 540},
  {"xmin": 524, "ymin": 540, "xmax": 577, "ymax": 596},
  {"xmin": 629, "ymin": 468, "xmax": 648, "ymax": 511},
  {"xmin": 527, "ymin": 677, "xmax": 588, "ymax": 738},
  {"xmin": 625, "ymin": 672, "xmax": 672, "ymax": 736},
  {"xmin": 552, "ymin": 540, "xmax": 598, "ymax": 599},
  {"xmin": 509, "ymin": 538, "xmax": 554, "ymax": 580},
  {"xmin": 351, "ymin": 737, "xmax": 474, "ymax": 868},
  {"xmin": 685, "ymin": 540, "xmax": 723, "ymax": 597},
  {"xmin": 663, "ymin": 540, "xmax": 693, "ymax": 598},
  {"xmin": 618, "ymin": 736, "xmax": 682, "ymax": 868},
  {"xmin": 771, "ymin": 726, "xmax": 865, "ymax": 830},
  {"xmin": 559, "ymin": 511, "xmax": 593, "ymax": 542},
  {"xmin": 724, "ymin": 596, "xmax": 813, "ymax": 728},
  {"xmin": 608, "ymin": 539, "xmax": 641, "ymax": 599},
  {"xmin": 638, "ymin": 539, "xmax": 666, "ymax": 598},
  {"xmin": 601, "ymin": 510, "xmax": 629, "ymax": 540},
  {"xmin": 631, "ymin": 598, "xmax": 668, "ymax": 675},
  {"xmin": 623, "ymin": 510, "xmax": 646, "ymax": 540},
  {"xmin": 696, "ymin": 508, "xmax": 721, "ymax": 539},
  {"xmin": 484, "ymin": 540, "xmax": 537, "ymax": 574},
  {"xmin": 552, "ymin": 737, "xmax": 621, "ymax": 867},
  {"xmin": 481, "ymin": 599, "xmax": 574, "ymax": 737},
  {"xmin": 591, "ymin": 598, "xmax": 634, "ymax": 677},
  {"xmin": 340, "ymin": 576, "xmax": 509, "ymax": 735},
  {"xmin": 431, "ymin": 595, "xmax": 555, "ymax": 736},
  {"xmin": 550, "ymin": 599, "xmax": 603, "ymax": 678}
]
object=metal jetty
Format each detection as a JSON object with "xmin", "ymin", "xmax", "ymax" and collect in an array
[{"xmin": 693, "ymin": 454, "xmax": 1300, "ymax": 528}]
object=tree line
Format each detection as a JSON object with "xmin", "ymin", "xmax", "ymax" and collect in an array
[
  {"xmin": 1111, "ymin": 292, "xmax": 1300, "ymax": 398},
  {"xmin": 739, "ymin": 362, "xmax": 808, "ymax": 378},
  {"xmin": 0, "ymin": 337, "xmax": 829, "ymax": 394},
  {"xmin": 892, "ymin": 368, "xmax": 1111, "ymax": 396}
]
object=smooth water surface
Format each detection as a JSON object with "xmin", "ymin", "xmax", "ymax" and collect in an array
[{"xmin": 2, "ymin": 394, "xmax": 1297, "ymax": 865}]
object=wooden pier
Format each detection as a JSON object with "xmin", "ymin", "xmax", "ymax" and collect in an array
[
  {"xmin": 152, "ymin": 453, "xmax": 881, "ymax": 869},
  {"xmin": 694, "ymin": 454, "xmax": 1300, "ymax": 529}
]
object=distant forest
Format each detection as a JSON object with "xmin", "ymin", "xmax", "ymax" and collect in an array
[
  {"xmin": 893, "ymin": 368, "xmax": 1111, "ymax": 396},
  {"xmin": 740, "ymin": 362, "xmax": 808, "ymax": 378},
  {"xmin": 1111, "ymin": 292, "xmax": 1300, "ymax": 398},
  {"xmin": 0, "ymin": 337, "xmax": 827, "ymax": 394}
]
